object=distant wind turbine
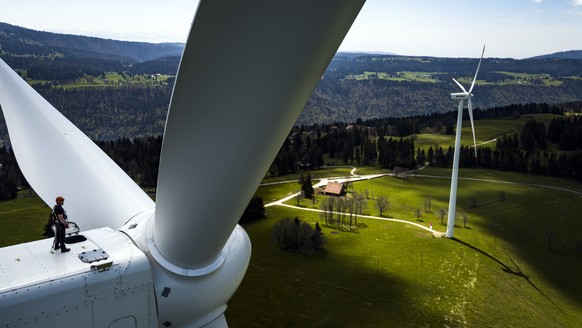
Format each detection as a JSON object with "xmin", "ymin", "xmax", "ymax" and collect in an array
[{"xmin": 445, "ymin": 45, "xmax": 485, "ymax": 239}]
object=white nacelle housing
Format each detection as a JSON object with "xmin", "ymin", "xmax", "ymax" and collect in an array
[{"xmin": 0, "ymin": 228, "xmax": 158, "ymax": 327}]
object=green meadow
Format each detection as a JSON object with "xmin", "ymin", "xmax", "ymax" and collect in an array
[
  {"xmin": 227, "ymin": 168, "xmax": 582, "ymax": 327},
  {"xmin": 414, "ymin": 113, "xmax": 561, "ymax": 152},
  {"xmin": 1, "ymin": 167, "xmax": 581, "ymax": 327},
  {"xmin": 348, "ymin": 70, "xmax": 568, "ymax": 87},
  {"xmin": 29, "ymin": 72, "xmax": 173, "ymax": 89}
]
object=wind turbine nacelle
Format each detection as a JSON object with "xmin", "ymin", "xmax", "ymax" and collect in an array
[
  {"xmin": 0, "ymin": 228, "xmax": 158, "ymax": 327},
  {"xmin": 0, "ymin": 221, "xmax": 252, "ymax": 328},
  {"xmin": 450, "ymin": 92, "xmax": 472, "ymax": 100}
]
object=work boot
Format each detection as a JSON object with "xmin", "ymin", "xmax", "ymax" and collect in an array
[{"xmin": 61, "ymin": 248, "xmax": 71, "ymax": 253}]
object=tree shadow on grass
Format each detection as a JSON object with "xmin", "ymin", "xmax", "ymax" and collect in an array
[{"xmin": 451, "ymin": 237, "xmax": 562, "ymax": 312}]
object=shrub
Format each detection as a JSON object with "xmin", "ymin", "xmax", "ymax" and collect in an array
[{"xmin": 273, "ymin": 217, "xmax": 324, "ymax": 254}]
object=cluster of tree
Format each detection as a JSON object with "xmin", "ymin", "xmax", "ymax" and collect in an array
[
  {"xmin": 0, "ymin": 22, "xmax": 183, "ymax": 68},
  {"xmin": 238, "ymin": 196, "xmax": 266, "ymax": 224},
  {"xmin": 259, "ymin": 103, "xmax": 582, "ymax": 186},
  {"xmin": 520, "ymin": 119, "xmax": 547, "ymax": 151},
  {"xmin": 26, "ymin": 58, "xmax": 127, "ymax": 82},
  {"xmin": 298, "ymin": 171, "xmax": 314, "ymax": 199},
  {"xmin": 273, "ymin": 217, "xmax": 324, "ymax": 254},
  {"xmin": 477, "ymin": 117, "xmax": 582, "ymax": 181},
  {"xmin": 419, "ymin": 128, "xmax": 582, "ymax": 182},
  {"xmin": 327, "ymin": 53, "xmax": 582, "ymax": 83},
  {"xmin": 319, "ymin": 193, "xmax": 367, "ymax": 229},
  {"xmin": 378, "ymin": 137, "xmax": 416, "ymax": 169},
  {"xmin": 267, "ymin": 133, "xmax": 324, "ymax": 177},
  {"xmin": 6, "ymin": 99, "xmax": 582, "ymax": 206},
  {"xmin": 36, "ymin": 86, "xmax": 172, "ymax": 140},
  {"xmin": 129, "ymin": 56, "xmax": 181, "ymax": 75},
  {"xmin": 6, "ymin": 21, "xmax": 582, "ymax": 130},
  {"xmin": 547, "ymin": 116, "xmax": 582, "ymax": 150},
  {"xmin": 0, "ymin": 146, "xmax": 23, "ymax": 200},
  {"xmin": 299, "ymin": 58, "xmax": 582, "ymax": 124},
  {"xmin": 95, "ymin": 136, "xmax": 162, "ymax": 190},
  {"xmin": 268, "ymin": 124, "xmax": 420, "ymax": 175}
]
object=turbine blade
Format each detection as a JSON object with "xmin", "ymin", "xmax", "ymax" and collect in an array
[
  {"xmin": 154, "ymin": 0, "xmax": 365, "ymax": 269},
  {"xmin": 0, "ymin": 59, "xmax": 154, "ymax": 230},
  {"xmin": 468, "ymin": 45, "xmax": 486, "ymax": 94},
  {"xmin": 452, "ymin": 78, "xmax": 468, "ymax": 94},
  {"xmin": 468, "ymin": 98, "xmax": 478, "ymax": 158}
]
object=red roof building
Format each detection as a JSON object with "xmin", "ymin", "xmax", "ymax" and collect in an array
[{"xmin": 323, "ymin": 182, "xmax": 346, "ymax": 196}]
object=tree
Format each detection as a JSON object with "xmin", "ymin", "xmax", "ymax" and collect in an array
[
  {"xmin": 438, "ymin": 208, "xmax": 447, "ymax": 225},
  {"xmin": 462, "ymin": 212, "xmax": 468, "ymax": 228},
  {"xmin": 42, "ymin": 214, "xmax": 55, "ymax": 238},
  {"xmin": 311, "ymin": 194, "xmax": 318, "ymax": 208},
  {"xmin": 319, "ymin": 196, "xmax": 334, "ymax": 225},
  {"xmin": 415, "ymin": 208, "xmax": 422, "ymax": 221},
  {"xmin": 423, "ymin": 196, "xmax": 432, "ymax": 213},
  {"xmin": 273, "ymin": 217, "xmax": 324, "ymax": 254},
  {"xmin": 375, "ymin": 196, "xmax": 389, "ymax": 216},
  {"xmin": 239, "ymin": 196, "xmax": 266, "ymax": 224},
  {"xmin": 299, "ymin": 171, "xmax": 314, "ymax": 199}
]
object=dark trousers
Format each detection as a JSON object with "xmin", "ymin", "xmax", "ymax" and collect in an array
[{"xmin": 56, "ymin": 224, "xmax": 66, "ymax": 250}]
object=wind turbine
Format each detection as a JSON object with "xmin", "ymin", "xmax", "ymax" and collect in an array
[
  {"xmin": 445, "ymin": 45, "xmax": 485, "ymax": 239},
  {"xmin": 0, "ymin": 1, "xmax": 365, "ymax": 327}
]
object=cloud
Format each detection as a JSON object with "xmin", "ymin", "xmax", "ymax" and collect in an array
[
  {"xmin": 531, "ymin": 0, "xmax": 543, "ymax": 3},
  {"xmin": 572, "ymin": 0, "xmax": 582, "ymax": 6}
]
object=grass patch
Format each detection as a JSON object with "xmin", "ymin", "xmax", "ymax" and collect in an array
[
  {"xmin": 0, "ymin": 190, "xmax": 50, "ymax": 248},
  {"xmin": 413, "ymin": 113, "xmax": 561, "ymax": 152},
  {"xmin": 228, "ymin": 168, "xmax": 582, "ymax": 327},
  {"xmin": 2, "ymin": 168, "xmax": 582, "ymax": 327}
]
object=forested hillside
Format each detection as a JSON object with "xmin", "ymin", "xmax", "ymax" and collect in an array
[
  {"xmin": 298, "ymin": 54, "xmax": 582, "ymax": 123},
  {"xmin": 0, "ymin": 22, "xmax": 183, "ymax": 65},
  {"xmin": 1, "ymin": 22, "xmax": 582, "ymax": 141}
]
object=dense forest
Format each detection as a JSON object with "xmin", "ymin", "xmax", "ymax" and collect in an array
[
  {"xmin": 270, "ymin": 101, "xmax": 582, "ymax": 180},
  {"xmin": 4, "ymin": 21, "xmax": 582, "ymax": 138},
  {"xmin": 299, "ymin": 55, "xmax": 582, "ymax": 123},
  {"xmin": 0, "ymin": 22, "xmax": 183, "ymax": 64},
  {"xmin": 3, "ymin": 22, "xmax": 582, "ymax": 200},
  {"xmin": 0, "ymin": 146, "xmax": 24, "ymax": 200},
  {"xmin": 36, "ymin": 86, "xmax": 172, "ymax": 140},
  {"xmin": 2, "ymin": 102, "xmax": 582, "ymax": 201}
]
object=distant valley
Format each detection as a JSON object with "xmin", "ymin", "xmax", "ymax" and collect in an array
[{"xmin": 1, "ymin": 21, "xmax": 582, "ymax": 141}]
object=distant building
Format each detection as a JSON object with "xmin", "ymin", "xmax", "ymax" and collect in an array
[{"xmin": 323, "ymin": 181, "xmax": 346, "ymax": 197}]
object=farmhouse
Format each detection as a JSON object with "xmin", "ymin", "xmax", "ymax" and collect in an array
[{"xmin": 323, "ymin": 181, "xmax": 346, "ymax": 197}]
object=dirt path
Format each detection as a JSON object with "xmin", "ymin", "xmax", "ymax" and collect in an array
[{"xmin": 262, "ymin": 165, "xmax": 581, "ymax": 237}]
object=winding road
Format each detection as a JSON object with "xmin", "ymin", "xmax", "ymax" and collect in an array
[
  {"xmin": 261, "ymin": 165, "xmax": 582, "ymax": 236},
  {"xmin": 262, "ymin": 166, "xmax": 443, "ymax": 236}
]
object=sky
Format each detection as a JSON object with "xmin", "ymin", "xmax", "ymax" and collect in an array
[{"xmin": 1, "ymin": 0, "xmax": 582, "ymax": 59}]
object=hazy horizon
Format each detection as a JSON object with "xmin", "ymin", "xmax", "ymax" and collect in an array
[{"xmin": 1, "ymin": 1, "xmax": 582, "ymax": 59}]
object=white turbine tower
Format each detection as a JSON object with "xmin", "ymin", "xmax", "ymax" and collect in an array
[
  {"xmin": 0, "ymin": 1, "xmax": 365, "ymax": 327},
  {"xmin": 445, "ymin": 45, "xmax": 485, "ymax": 239}
]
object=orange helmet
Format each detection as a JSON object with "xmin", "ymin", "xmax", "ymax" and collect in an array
[{"xmin": 56, "ymin": 196, "xmax": 65, "ymax": 202}]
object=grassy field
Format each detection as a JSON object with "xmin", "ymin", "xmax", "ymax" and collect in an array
[
  {"xmin": 29, "ymin": 72, "xmax": 173, "ymax": 89},
  {"xmin": 346, "ymin": 70, "xmax": 567, "ymax": 87},
  {"xmin": 414, "ymin": 113, "xmax": 561, "ymax": 152},
  {"xmin": 0, "ymin": 190, "xmax": 51, "ymax": 247},
  {"xmin": 227, "ymin": 168, "xmax": 582, "ymax": 327},
  {"xmin": 2, "ymin": 167, "xmax": 582, "ymax": 327}
]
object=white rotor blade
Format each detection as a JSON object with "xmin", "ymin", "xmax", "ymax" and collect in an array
[
  {"xmin": 452, "ymin": 78, "xmax": 468, "ymax": 94},
  {"xmin": 468, "ymin": 45, "xmax": 486, "ymax": 94},
  {"xmin": 154, "ymin": 0, "xmax": 365, "ymax": 269},
  {"xmin": 0, "ymin": 59, "xmax": 154, "ymax": 230},
  {"xmin": 467, "ymin": 98, "xmax": 478, "ymax": 158}
]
